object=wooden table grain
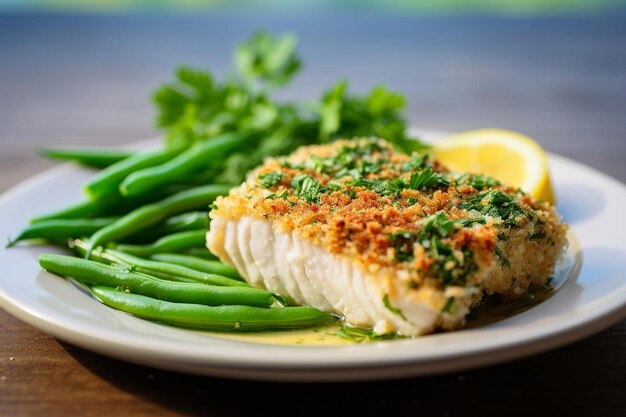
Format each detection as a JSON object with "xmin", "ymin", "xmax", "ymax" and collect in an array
[{"xmin": 1, "ymin": 12, "xmax": 625, "ymax": 416}]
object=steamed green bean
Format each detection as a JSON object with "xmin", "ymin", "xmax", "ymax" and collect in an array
[
  {"xmin": 115, "ymin": 229, "xmax": 207, "ymax": 257},
  {"xmin": 39, "ymin": 254, "xmax": 274, "ymax": 308},
  {"xmin": 38, "ymin": 147, "xmax": 134, "ymax": 168},
  {"xmin": 120, "ymin": 133, "xmax": 250, "ymax": 197},
  {"xmin": 151, "ymin": 253, "xmax": 242, "ymax": 280},
  {"xmin": 87, "ymin": 184, "xmax": 229, "ymax": 256},
  {"xmin": 105, "ymin": 249, "xmax": 247, "ymax": 287},
  {"xmin": 84, "ymin": 146, "xmax": 183, "ymax": 199},
  {"xmin": 9, "ymin": 217, "xmax": 119, "ymax": 246},
  {"xmin": 91, "ymin": 285, "xmax": 335, "ymax": 331}
]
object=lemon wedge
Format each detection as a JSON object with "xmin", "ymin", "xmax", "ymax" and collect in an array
[{"xmin": 430, "ymin": 129, "xmax": 555, "ymax": 204}]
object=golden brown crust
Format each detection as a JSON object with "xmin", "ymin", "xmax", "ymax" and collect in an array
[{"xmin": 211, "ymin": 138, "xmax": 567, "ymax": 294}]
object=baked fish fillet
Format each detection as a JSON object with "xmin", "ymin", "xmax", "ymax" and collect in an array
[{"xmin": 207, "ymin": 138, "xmax": 567, "ymax": 336}]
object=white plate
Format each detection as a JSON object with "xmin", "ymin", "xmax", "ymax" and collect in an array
[{"xmin": 1, "ymin": 130, "xmax": 625, "ymax": 382}]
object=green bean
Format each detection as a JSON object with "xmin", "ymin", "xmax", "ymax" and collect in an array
[
  {"xmin": 151, "ymin": 253, "xmax": 242, "ymax": 280},
  {"xmin": 39, "ymin": 254, "xmax": 274, "ymax": 307},
  {"xmin": 105, "ymin": 248, "xmax": 247, "ymax": 287},
  {"xmin": 87, "ymin": 184, "xmax": 229, "ymax": 255},
  {"xmin": 8, "ymin": 217, "xmax": 119, "ymax": 247},
  {"xmin": 70, "ymin": 239, "xmax": 114, "ymax": 264},
  {"xmin": 37, "ymin": 147, "xmax": 134, "ymax": 168},
  {"xmin": 70, "ymin": 239, "xmax": 199, "ymax": 284},
  {"xmin": 30, "ymin": 198, "xmax": 118, "ymax": 223},
  {"xmin": 158, "ymin": 211, "xmax": 209, "ymax": 233},
  {"xmin": 84, "ymin": 146, "xmax": 183, "ymax": 199},
  {"xmin": 29, "ymin": 186, "xmax": 188, "ymax": 224},
  {"xmin": 90, "ymin": 285, "xmax": 335, "ymax": 331},
  {"xmin": 184, "ymin": 248, "xmax": 219, "ymax": 260},
  {"xmin": 130, "ymin": 212, "xmax": 208, "ymax": 242},
  {"xmin": 120, "ymin": 133, "xmax": 250, "ymax": 197},
  {"xmin": 115, "ymin": 229, "xmax": 207, "ymax": 257}
]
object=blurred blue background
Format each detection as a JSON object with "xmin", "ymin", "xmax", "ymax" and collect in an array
[
  {"xmin": 1, "ymin": 0, "xmax": 625, "ymax": 190},
  {"xmin": 2, "ymin": 0, "xmax": 625, "ymax": 14}
]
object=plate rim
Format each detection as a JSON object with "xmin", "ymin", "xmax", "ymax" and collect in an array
[{"xmin": 1, "ymin": 131, "xmax": 625, "ymax": 380}]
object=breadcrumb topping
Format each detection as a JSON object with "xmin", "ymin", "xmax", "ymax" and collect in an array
[{"xmin": 211, "ymin": 138, "xmax": 567, "ymax": 293}]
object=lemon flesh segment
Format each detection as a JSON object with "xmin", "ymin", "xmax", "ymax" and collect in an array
[{"xmin": 430, "ymin": 129, "xmax": 555, "ymax": 205}]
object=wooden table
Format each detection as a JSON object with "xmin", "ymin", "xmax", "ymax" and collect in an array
[{"xmin": 1, "ymin": 12, "xmax": 625, "ymax": 416}]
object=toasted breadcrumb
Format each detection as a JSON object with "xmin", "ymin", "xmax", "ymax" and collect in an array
[
  {"xmin": 209, "ymin": 138, "xmax": 567, "ymax": 334},
  {"xmin": 212, "ymin": 139, "xmax": 566, "ymax": 294}
]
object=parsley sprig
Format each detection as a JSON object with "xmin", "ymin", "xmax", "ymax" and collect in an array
[
  {"xmin": 409, "ymin": 167, "xmax": 449, "ymax": 190},
  {"xmin": 389, "ymin": 212, "xmax": 479, "ymax": 286},
  {"xmin": 461, "ymin": 190, "xmax": 525, "ymax": 227},
  {"xmin": 292, "ymin": 175, "xmax": 322, "ymax": 203},
  {"xmin": 258, "ymin": 171, "xmax": 283, "ymax": 188},
  {"xmin": 153, "ymin": 31, "xmax": 427, "ymax": 185}
]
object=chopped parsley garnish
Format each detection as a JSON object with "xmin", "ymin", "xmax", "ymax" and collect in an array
[
  {"xmin": 280, "ymin": 160, "xmax": 304, "ymax": 170},
  {"xmin": 457, "ymin": 217, "xmax": 487, "ymax": 227},
  {"xmin": 362, "ymin": 159, "xmax": 383, "ymax": 174},
  {"xmin": 468, "ymin": 174, "xmax": 501, "ymax": 189},
  {"xmin": 324, "ymin": 180, "xmax": 343, "ymax": 192},
  {"xmin": 409, "ymin": 167, "xmax": 449, "ymax": 190},
  {"xmin": 335, "ymin": 167, "xmax": 362, "ymax": 180},
  {"xmin": 307, "ymin": 155, "xmax": 335, "ymax": 174},
  {"xmin": 292, "ymin": 175, "xmax": 321, "ymax": 203},
  {"xmin": 258, "ymin": 171, "xmax": 283, "ymax": 188},
  {"xmin": 382, "ymin": 294, "xmax": 407, "ymax": 321},
  {"xmin": 456, "ymin": 174, "xmax": 501, "ymax": 189},
  {"xmin": 441, "ymin": 297, "xmax": 456, "ymax": 313},
  {"xmin": 272, "ymin": 139, "xmax": 451, "ymax": 201},
  {"xmin": 387, "ymin": 212, "xmax": 480, "ymax": 286},
  {"xmin": 334, "ymin": 325, "xmax": 404, "ymax": 343},
  {"xmin": 461, "ymin": 190, "xmax": 525, "ymax": 227},
  {"xmin": 417, "ymin": 212, "xmax": 478, "ymax": 286},
  {"xmin": 494, "ymin": 246, "xmax": 511, "ymax": 268},
  {"xmin": 350, "ymin": 178, "xmax": 406, "ymax": 197},
  {"xmin": 389, "ymin": 231, "xmax": 417, "ymax": 261},
  {"xmin": 373, "ymin": 178, "xmax": 407, "ymax": 197},
  {"xmin": 430, "ymin": 243, "xmax": 478, "ymax": 286},
  {"xmin": 419, "ymin": 212, "xmax": 457, "ymax": 240},
  {"xmin": 266, "ymin": 190, "xmax": 289, "ymax": 201},
  {"xmin": 402, "ymin": 153, "xmax": 427, "ymax": 171}
]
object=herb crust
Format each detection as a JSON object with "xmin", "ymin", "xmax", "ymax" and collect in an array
[{"xmin": 211, "ymin": 138, "xmax": 567, "ymax": 297}]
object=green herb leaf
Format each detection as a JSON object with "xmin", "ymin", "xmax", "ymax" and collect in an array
[
  {"xmin": 293, "ymin": 175, "xmax": 321, "ymax": 203},
  {"xmin": 409, "ymin": 167, "xmax": 449, "ymax": 190},
  {"xmin": 152, "ymin": 31, "xmax": 428, "ymax": 188},
  {"xmin": 461, "ymin": 190, "xmax": 525, "ymax": 227},
  {"xmin": 441, "ymin": 297, "xmax": 456, "ymax": 313},
  {"xmin": 319, "ymin": 80, "xmax": 346, "ymax": 141},
  {"xmin": 366, "ymin": 85, "xmax": 406, "ymax": 116},
  {"xmin": 466, "ymin": 174, "xmax": 501, "ymax": 189},
  {"xmin": 258, "ymin": 171, "xmax": 283, "ymax": 188},
  {"xmin": 389, "ymin": 231, "xmax": 416, "ymax": 262},
  {"xmin": 235, "ymin": 31, "xmax": 301, "ymax": 88},
  {"xmin": 402, "ymin": 153, "xmax": 427, "ymax": 171},
  {"xmin": 382, "ymin": 294, "xmax": 407, "ymax": 321},
  {"xmin": 494, "ymin": 246, "xmax": 511, "ymax": 268},
  {"xmin": 419, "ymin": 212, "xmax": 457, "ymax": 240},
  {"xmin": 351, "ymin": 178, "xmax": 407, "ymax": 197},
  {"xmin": 334, "ymin": 325, "xmax": 404, "ymax": 343},
  {"xmin": 324, "ymin": 180, "xmax": 344, "ymax": 192}
]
